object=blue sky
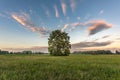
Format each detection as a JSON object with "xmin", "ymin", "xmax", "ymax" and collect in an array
[{"xmin": 0, "ymin": 0, "xmax": 120, "ymax": 52}]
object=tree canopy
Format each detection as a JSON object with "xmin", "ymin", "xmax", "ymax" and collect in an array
[{"xmin": 48, "ymin": 30, "xmax": 71, "ymax": 56}]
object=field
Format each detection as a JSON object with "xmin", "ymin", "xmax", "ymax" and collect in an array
[{"xmin": 0, "ymin": 54, "xmax": 120, "ymax": 80}]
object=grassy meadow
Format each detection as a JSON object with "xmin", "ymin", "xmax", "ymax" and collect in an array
[{"xmin": 0, "ymin": 54, "xmax": 120, "ymax": 80}]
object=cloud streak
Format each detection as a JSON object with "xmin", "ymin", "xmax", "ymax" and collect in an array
[
  {"xmin": 61, "ymin": 1, "xmax": 67, "ymax": 16},
  {"xmin": 62, "ymin": 20, "xmax": 113, "ymax": 35},
  {"xmin": 70, "ymin": 0, "xmax": 77, "ymax": 12},
  {"xmin": 102, "ymin": 35, "xmax": 110, "ymax": 39},
  {"xmin": 62, "ymin": 24, "xmax": 69, "ymax": 32},
  {"xmin": 4, "ymin": 46, "xmax": 48, "ymax": 53},
  {"xmin": 11, "ymin": 12, "xmax": 49, "ymax": 36},
  {"xmin": 54, "ymin": 5, "xmax": 59, "ymax": 18},
  {"xmin": 72, "ymin": 41, "xmax": 113, "ymax": 49},
  {"xmin": 45, "ymin": 10, "xmax": 50, "ymax": 17},
  {"xmin": 42, "ymin": 5, "xmax": 50, "ymax": 17}
]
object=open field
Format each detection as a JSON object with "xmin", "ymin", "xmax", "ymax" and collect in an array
[{"xmin": 0, "ymin": 54, "xmax": 120, "ymax": 80}]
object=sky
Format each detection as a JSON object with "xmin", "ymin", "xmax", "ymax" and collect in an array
[{"xmin": 0, "ymin": 0, "xmax": 120, "ymax": 52}]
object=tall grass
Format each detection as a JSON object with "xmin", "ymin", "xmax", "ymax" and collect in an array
[{"xmin": 0, "ymin": 54, "xmax": 120, "ymax": 80}]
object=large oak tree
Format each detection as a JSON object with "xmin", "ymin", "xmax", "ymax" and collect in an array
[{"xmin": 48, "ymin": 30, "xmax": 71, "ymax": 56}]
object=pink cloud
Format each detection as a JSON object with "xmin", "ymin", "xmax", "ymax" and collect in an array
[
  {"xmin": 61, "ymin": 1, "xmax": 67, "ymax": 16},
  {"xmin": 70, "ymin": 0, "xmax": 77, "ymax": 12},
  {"xmin": 88, "ymin": 20, "xmax": 112, "ymax": 35},
  {"xmin": 62, "ymin": 20, "xmax": 113, "ymax": 35},
  {"xmin": 61, "ymin": 24, "xmax": 69, "ymax": 32},
  {"xmin": 54, "ymin": 5, "xmax": 59, "ymax": 18},
  {"xmin": 3, "ymin": 46, "xmax": 48, "ymax": 53},
  {"xmin": 11, "ymin": 12, "xmax": 49, "ymax": 36}
]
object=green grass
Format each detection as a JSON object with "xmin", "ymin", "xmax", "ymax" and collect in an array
[{"xmin": 0, "ymin": 54, "xmax": 120, "ymax": 80}]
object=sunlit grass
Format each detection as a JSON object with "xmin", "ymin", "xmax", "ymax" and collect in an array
[{"xmin": 0, "ymin": 54, "xmax": 120, "ymax": 80}]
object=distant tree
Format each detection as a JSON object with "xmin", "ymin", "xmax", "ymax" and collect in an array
[
  {"xmin": 116, "ymin": 50, "xmax": 120, "ymax": 54},
  {"xmin": 0, "ymin": 50, "xmax": 9, "ymax": 54},
  {"xmin": 48, "ymin": 30, "xmax": 71, "ymax": 56},
  {"xmin": 22, "ymin": 51, "xmax": 32, "ymax": 54},
  {"xmin": 73, "ymin": 50, "xmax": 113, "ymax": 54}
]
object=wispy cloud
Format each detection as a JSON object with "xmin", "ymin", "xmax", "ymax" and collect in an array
[
  {"xmin": 72, "ymin": 22, "xmax": 81, "ymax": 27},
  {"xmin": 11, "ymin": 12, "xmax": 49, "ymax": 36},
  {"xmin": 77, "ymin": 17, "xmax": 81, "ymax": 20},
  {"xmin": 29, "ymin": 9, "xmax": 33, "ymax": 15},
  {"xmin": 62, "ymin": 20, "xmax": 113, "ymax": 35},
  {"xmin": 61, "ymin": 1, "xmax": 67, "ymax": 16},
  {"xmin": 54, "ymin": 5, "xmax": 59, "ymax": 18},
  {"xmin": 92, "ymin": 39, "xmax": 99, "ymax": 42},
  {"xmin": 4, "ymin": 46, "xmax": 48, "ymax": 53},
  {"xmin": 91, "ymin": 35, "xmax": 110, "ymax": 42},
  {"xmin": 72, "ymin": 41, "xmax": 113, "ymax": 49},
  {"xmin": 61, "ymin": 24, "xmax": 69, "ymax": 32},
  {"xmin": 42, "ymin": 5, "xmax": 50, "ymax": 17},
  {"xmin": 116, "ymin": 38, "xmax": 120, "ymax": 40},
  {"xmin": 66, "ymin": 16, "xmax": 70, "ymax": 21},
  {"xmin": 99, "ymin": 10, "xmax": 104, "ymax": 15},
  {"xmin": 0, "ymin": 12, "xmax": 10, "ymax": 19},
  {"xmin": 0, "ymin": 13, "xmax": 6, "ymax": 18},
  {"xmin": 84, "ymin": 14, "xmax": 90, "ymax": 20},
  {"xmin": 70, "ymin": 0, "xmax": 77, "ymax": 12},
  {"xmin": 45, "ymin": 10, "xmax": 50, "ymax": 17},
  {"xmin": 88, "ymin": 20, "xmax": 112, "ymax": 35},
  {"xmin": 102, "ymin": 35, "xmax": 110, "ymax": 39},
  {"xmin": 12, "ymin": 12, "xmax": 30, "ymax": 26}
]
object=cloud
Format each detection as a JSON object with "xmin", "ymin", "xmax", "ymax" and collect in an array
[
  {"xmin": 99, "ymin": 10, "xmax": 104, "ymax": 15},
  {"xmin": 88, "ymin": 20, "xmax": 112, "ymax": 35},
  {"xmin": 77, "ymin": 17, "xmax": 81, "ymax": 20},
  {"xmin": 72, "ymin": 22, "xmax": 80, "ymax": 27},
  {"xmin": 12, "ymin": 12, "xmax": 31, "ymax": 26},
  {"xmin": 61, "ymin": 1, "xmax": 67, "ymax": 16},
  {"xmin": 116, "ymin": 38, "xmax": 120, "ymax": 40},
  {"xmin": 30, "ymin": 27, "xmax": 48, "ymax": 35},
  {"xmin": 0, "ymin": 13, "xmax": 6, "ymax": 18},
  {"xmin": 92, "ymin": 39, "xmax": 99, "ymax": 42},
  {"xmin": 91, "ymin": 35, "xmax": 110, "ymax": 42},
  {"xmin": 102, "ymin": 35, "xmax": 110, "ymax": 39},
  {"xmin": 70, "ymin": 20, "xmax": 96, "ymax": 31},
  {"xmin": 54, "ymin": 5, "xmax": 59, "ymax": 18},
  {"xmin": 61, "ymin": 24, "xmax": 69, "ymax": 32},
  {"xmin": 70, "ymin": 0, "xmax": 77, "ymax": 12},
  {"xmin": 29, "ymin": 9, "xmax": 33, "ymax": 15},
  {"xmin": 45, "ymin": 10, "xmax": 50, "ymax": 17},
  {"xmin": 69, "ymin": 22, "xmax": 85, "ymax": 31},
  {"xmin": 62, "ymin": 20, "xmax": 113, "ymax": 35},
  {"xmin": 11, "ymin": 12, "xmax": 49, "ymax": 36},
  {"xmin": 3, "ymin": 41, "xmax": 113, "ymax": 53},
  {"xmin": 0, "ymin": 12, "xmax": 10, "ymax": 19},
  {"xmin": 42, "ymin": 5, "xmax": 50, "ymax": 17},
  {"xmin": 72, "ymin": 41, "xmax": 113, "ymax": 49},
  {"xmin": 3, "ymin": 46, "xmax": 48, "ymax": 53},
  {"xmin": 66, "ymin": 16, "xmax": 70, "ymax": 21},
  {"xmin": 84, "ymin": 14, "xmax": 90, "ymax": 20}
]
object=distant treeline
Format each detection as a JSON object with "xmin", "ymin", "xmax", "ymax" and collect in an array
[
  {"xmin": 0, "ymin": 50, "xmax": 45, "ymax": 54},
  {"xmin": 73, "ymin": 50, "xmax": 120, "ymax": 54},
  {"xmin": 1, "ymin": 49, "xmax": 120, "ymax": 55}
]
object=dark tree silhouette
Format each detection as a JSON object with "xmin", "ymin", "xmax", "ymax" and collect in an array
[
  {"xmin": 48, "ymin": 30, "xmax": 71, "ymax": 56},
  {"xmin": 116, "ymin": 50, "xmax": 120, "ymax": 54}
]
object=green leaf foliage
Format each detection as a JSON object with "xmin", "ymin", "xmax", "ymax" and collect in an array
[{"xmin": 48, "ymin": 30, "xmax": 71, "ymax": 56}]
